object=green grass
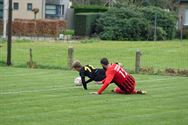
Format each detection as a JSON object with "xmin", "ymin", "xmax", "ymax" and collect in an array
[
  {"xmin": 0, "ymin": 40, "xmax": 188, "ymax": 71},
  {"xmin": 0, "ymin": 67, "xmax": 188, "ymax": 125}
]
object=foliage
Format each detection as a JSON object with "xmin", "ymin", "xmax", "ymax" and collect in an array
[
  {"xmin": 96, "ymin": 6, "xmax": 177, "ymax": 41},
  {"xmin": 142, "ymin": 0, "xmax": 178, "ymax": 11},
  {"xmin": 63, "ymin": 29, "xmax": 75, "ymax": 36},
  {"xmin": 73, "ymin": 5, "xmax": 108, "ymax": 13},
  {"xmin": 140, "ymin": 6, "xmax": 177, "ymax": 40},
  {"xmin": 120, "ymin": 0, "xmax": 178, "ymax": 11},
  {"xmin": 71, "ymin": 0, "xmax": 178, "ymax": 11}
]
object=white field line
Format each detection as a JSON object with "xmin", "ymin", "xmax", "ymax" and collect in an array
[
  {"xmin": 0, "ymin": 72, "xmax": 59, "ymax": 77},
  {"xmin": 0, "ymin": 77, "xmax": 186, "ymax": 95},
  {"xmin": 0, "ymin": 86, "xmax": 78, "ymax": 95}
]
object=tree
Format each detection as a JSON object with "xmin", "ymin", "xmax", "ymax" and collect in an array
[
  {"xmin": 142, "ymin": 0, "xmax": 178, "ymax": 11},
  {"xmin": 104, "ymin": 0, "xmax": 118, "ymax": 7}
]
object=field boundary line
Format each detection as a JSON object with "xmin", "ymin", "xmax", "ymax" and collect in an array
[{"xmin": 0, "ymin": 77, "xmax": 186, "ymax": 95}]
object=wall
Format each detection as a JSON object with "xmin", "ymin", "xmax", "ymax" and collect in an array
[
  {"xmin": 12, "ymin": 0, "xmax": 45, "ymax": 20},
  {"xmin": 66, "ymin": 8, "xmax": 74, "ymax": 29},
  {"xmin": 178, "ymin": 2, "xmax": 188, "ymax": 29}
]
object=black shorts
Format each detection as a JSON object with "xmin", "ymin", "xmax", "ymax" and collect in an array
[{"xmin": 93, "ymin": 69, "xmax": 106, "ymax": 81}]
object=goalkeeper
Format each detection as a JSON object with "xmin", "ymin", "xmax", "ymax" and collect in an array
[{"xmin": 72, "ymin": 60, "xmax": 106, "ymax": 90}]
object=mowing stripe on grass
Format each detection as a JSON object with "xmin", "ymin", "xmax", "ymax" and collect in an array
[{"xmin": 0, "ymin": 77, "xmax": 185, "ymax": 95}]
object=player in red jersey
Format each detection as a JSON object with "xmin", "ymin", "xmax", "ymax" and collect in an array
[{"xmin": 91, "ymin": 58, "xmax": 147, "ymax": 95}]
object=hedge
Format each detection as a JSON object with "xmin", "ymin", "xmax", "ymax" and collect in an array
[
  {"xmin": 12, "ymin": 19, "xmax": 66, "ymax": 37},
  {"xmin": 96, "ymin": 6, "xmax": 177, "ymax": 41},
  {"xmin": 73, "ymin": 5, "xmax": 108, "ymax": 14}
]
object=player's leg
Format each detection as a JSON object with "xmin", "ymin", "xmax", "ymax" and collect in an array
[
  {"xmin": 112, "ymin": 76, "xmax": 135, "ymax": 94},
  {"xmin": 136, "ymin": 90, "xmax": 147, "ymax": 94},
  {"xmin": 125, "ymin": 75, "xmax": 137, "ymax": 94},
  {"xmin": 127, "ymin": 75, "xmax": 147, "ymax": 94},
  {"xmin": 113, "ymin": 87, "xmax": 126, "ymax": 94}
]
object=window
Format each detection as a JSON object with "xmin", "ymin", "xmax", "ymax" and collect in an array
[
  {"xmin": 45, "ymin": 4, "xmax": 65, "ymax": 18},
  {"xmin": 56, "ymin": 5, "xmax": 61, "ymax": 16},
  {"xmin": 13, "ymin": 2, "xmax": 19, "ymax": 10},
  {"xmin": 45, "ymin": 5, "xmax": 56, "ymax": 15},
  {"xmin": 56, "ymin": 5, "xmax": 64, "ymax": 16},
  {"xmin": 0, "ymin": 1, "xmax": 3, "ymax": 19},
  {"xmin": 27, "ymin": 3, "xmax": 32, "ymax": 11},
  {"xmin": 185, "ymin": 9, "xmax": 188, "ymax": 25},
  {"xmin": 0, "ymin": 3, "xmax": 3, "ymax": 10}
]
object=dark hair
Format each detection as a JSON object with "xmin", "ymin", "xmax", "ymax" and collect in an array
[{"xmin": 100, "ymin": 58, "xmax": 109, "ymax": 65}]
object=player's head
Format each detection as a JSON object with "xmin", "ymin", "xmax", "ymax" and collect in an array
[
  {"xmin": 100, "ymin": 58, "xmax": 109, "ymax": 69},
  {"xmin": 72, "ymin": 60, "xmax": 82, "ymax": 72}
]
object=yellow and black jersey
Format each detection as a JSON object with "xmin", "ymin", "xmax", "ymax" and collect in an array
[
  {"xmin": 79, "ymin": 65, "xmax": 106, "ymax": 90},
  {"xmin": 79, "ymin": 65, "xmax": 96, "ymax": 79}
]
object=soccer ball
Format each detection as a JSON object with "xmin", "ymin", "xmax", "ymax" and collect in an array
[{"xmin": 74, "ymin": 76, "xmax": 82, "ymax": 86}]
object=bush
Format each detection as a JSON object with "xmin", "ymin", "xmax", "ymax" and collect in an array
[
  {"xmin": 147, "ymin": 26, "xmax": 167, "ymax": 40},
  {"xmin": 96, "ymin": 6, "xmax": 177, "ymax": 41},
  {"xmin": 140, "ymin": 6, "xmax": 177, "ymax": 40},
  {"xmin": 99, "ymin": 27, "xmax": 116, "ymax": 40},
  {"xmin": 123, "ymin": 18, "xmax": 150, "ymax": 41},
  {"xmin": 72, "ymin": 5, "xmax": 108, "ymax": 13},
  {"xmin": 63, "ymin": 29, "xmax": 75, "ymax": 36},
  {"xmin": 99, "ymin": 18, "xmax": 150, "ymax": 41}
]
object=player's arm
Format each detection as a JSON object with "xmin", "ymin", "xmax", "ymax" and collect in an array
[
  {"xmin": 81, "ymin": 76, "xmax": 87, "ymax": 90},
  {"xmin": 97, "ymin": 70, "xmax": 115, "ymax": 94},
  {"xmin": 80, "ymin": 70, "xmax": 88, "ymax": 90}
]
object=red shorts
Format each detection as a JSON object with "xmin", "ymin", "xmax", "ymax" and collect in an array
[{"xmin": 114, "ymin": 75, "xmax": 137, "ymax": 94}]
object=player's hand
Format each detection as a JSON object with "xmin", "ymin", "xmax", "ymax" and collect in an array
[{"xmin": 90, "ymin": 92, "xmax": 100, "ymax": 95}]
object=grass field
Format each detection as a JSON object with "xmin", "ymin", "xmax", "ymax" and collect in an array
[
  {"xmin": 0, "ymin": 40, "xmax": 188, "ymax": 71},
  {"xmin": 1, "ymin": 67, "xmax": 188, "ymax": 125}
]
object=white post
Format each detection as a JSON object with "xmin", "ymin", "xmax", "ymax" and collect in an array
[
  {"xmin": 42, "ymin": 0, "xmax": 46, "ymax": 19},
  {"xmin": 3, "ymin": 0, "xmax": 8, "ymax": 39}
]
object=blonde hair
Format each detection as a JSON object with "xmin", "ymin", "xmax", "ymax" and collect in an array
[{"xmin": 72, "ymin": 60, "xmax": 82, "ymax": 69}]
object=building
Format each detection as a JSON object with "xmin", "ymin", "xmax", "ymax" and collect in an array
[
  {"xmin": 12, "ymin": 0, "xmax": 70, "ymax": 20},
  {"xmin": 12, "ymin": 0, "xmax": 45, "ymax": 20},
  {"xmin": 178, "ymin": 0, "xmax": 188, "ymax": 29},
  {"xmin": 0, "ymin": 0, "xmax": 3, "ymax": 19},
  {"xmin": 45, "ymin": 0, "xmax": 70, "ymax": 19}
]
